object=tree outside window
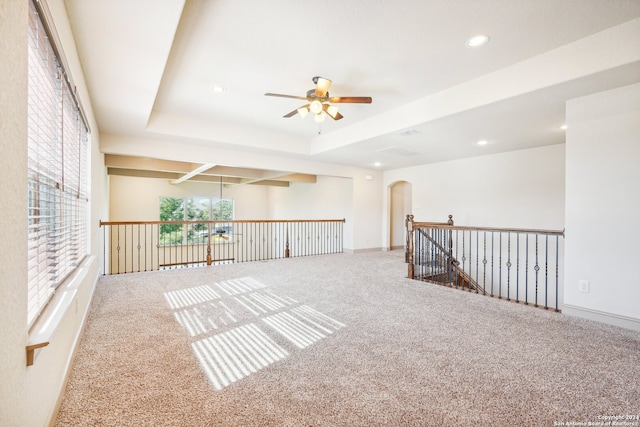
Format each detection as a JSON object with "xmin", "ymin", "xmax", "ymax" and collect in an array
[{"xmin": 159, "ymin": 197, "xmax": 233, "ymax": 244}]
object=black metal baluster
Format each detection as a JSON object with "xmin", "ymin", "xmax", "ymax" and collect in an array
[
  {"xmin": 149, "ymin": 224, "xmax": 153, "ymax": 270},
  {"xmin": 420, "ymin": 230, "xmax": 425, "ymax": 280},
  {"xmin": 274, "ymin": 221, "xmax": 278, "ymax": 259},
  {"xmin": 144, "ymin": 224, "xmax": 147, "ymax": 272},
  {"xmin": 498, "ymin": 232, "xmax": 502, "ymax": 299},
  {"xmin": 124, "ymin": 225, "xmax": 128, "ymax": 273},
  {"xmin": 475, "ymin": 230, "xmax": 479, "ymax": 293},
  {"xmin": 103, "ymin": 225, "xmax": 107, "ymax": 275},
  {"xmin": 461, "ymin": 230, "xmax": 466, "ymax": 290},
  {"xmin": 455, "ymin": 230, "xmax": 460, "ymax": 289},
  {"xmin": 137, "ymin": 224, "xmax": 141, "ymax": 272},
  {"xmin": 251, "ymin": 222, "xmax": 255, "ymax": 261},
  {"xmin": 555, "ymin": 236, "xmax": 560, "ymax": 312},
  {"xmin": 490, "ymin": 232, "xmax": 494, "ymax": 297},
  {"xmin": 515, "ymin": 233, "xmax": 520, "ymax": 303},
  {"xmin": 534, "ymin": 234, "xmax": 539, "ymax": 308},
  {"xmin": 506, "ymin": 232, "xmax": 511, "ymax": 301},
  {"xmin": 430, "ymin": 228, "xmax": 435, "ymax": 282},
  {"xmin": 544, "ymin": 235, "xmax": 549, "ymax": 310},
  {"xmin": 525, "ymin": 234, "xmax": 529, "ymax": 305},
  {"xmin": 482, "ymin": 231, "xmax": 487, "ymax": 293},
  {"xmin": 191, "ymin": 223, "xmax": 198, "ymax": 267}
]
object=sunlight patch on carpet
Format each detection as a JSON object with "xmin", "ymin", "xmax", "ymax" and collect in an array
[
  {"xmin": 164, "ymin": 285, "xmax": 222, "ymax": 309},
  {"xmin": 167, "ymin": 277, "xmax": 346, "ymax": 390},
  {"xmin": 192, "ymin": 323, "xmax": 289, "ymax": 390},
  {"xmin": 263, "ymin": 306, "xmax": 345, "ymax": 349},
  {"xmin": 214, "ymin": 277, "xmax": 267, "ymax": 295}
]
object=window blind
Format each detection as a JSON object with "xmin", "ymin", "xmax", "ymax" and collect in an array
[{"xmin": 27, "ymin": 0, "xmax": 89, "ymax": 327}]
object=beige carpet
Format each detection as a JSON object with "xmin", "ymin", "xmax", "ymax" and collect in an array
[{"xmin": 55, "ymin": 251, "xmax": 640, "ymax": 426}]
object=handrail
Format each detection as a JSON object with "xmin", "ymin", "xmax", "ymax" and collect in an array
[
  {"xmin": 100, "ymin": 218, "xmax": 345, "ymax": 275},
  {"xmin": 100, "ymin": 219, "xmax": 346, "ymax": 226},
  {"xmin": 414, "ymin": 228, "xmax": 485, "ymax": 294},
  {"xmin": 412, "ymin": 222, "xmax": 564, "ymax": 237},
  {"xmin": 415, "ymin": 228, "xmax": 451, "ymax": 256},
  {"xmin": 407, "ymin": 214, "xmax": 564, "ymax": 312}
]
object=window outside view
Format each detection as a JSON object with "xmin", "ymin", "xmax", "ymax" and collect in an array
[{"xmin": 159, "ymin": 197, "xmax": 234, "ymax": 245}]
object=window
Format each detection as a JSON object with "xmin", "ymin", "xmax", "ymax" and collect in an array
[
  {"xmin": 27, "ymin": 1, "xmax": 89, "ymax": 327},
  {"xmin": 159, "ymin": 197, "xmax": 234, "ymax": 244}
]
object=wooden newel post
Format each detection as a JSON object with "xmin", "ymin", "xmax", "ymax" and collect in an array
[
  {"xmin": 285, "ymin": 226, "xmax": 290, "ymax": 258},
  {"xmin": 447, "ymin": 214, "xmax": 454, "ymax": 280},
  {"xmin": 406, "ymin": 214, "xmax": 415, "ymax": 279},
  {"xmin": 206, "ymin": 223, "xmax": 212, "ymax": 266}
]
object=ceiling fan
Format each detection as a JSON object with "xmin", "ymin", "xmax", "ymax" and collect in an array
[{"xmin": 265, "ymin": 76, "xmax": 372, "ymax": 123}]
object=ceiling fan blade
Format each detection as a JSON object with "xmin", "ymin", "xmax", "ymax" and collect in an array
[
  {"xmin": 283, "ymin": 104, "xmax": 310, "ymax": 118},
  {"xmin": 323, "ymin": 104, "xmax": 343, "ymax": 120},
  {"xmin": 314, "ymin": 77, "xmax": 332, "ymax": 98},
  {"xmin": 265, "ymin": 93, "xmax": 308, "ymax": 101},
  {"xmin": 328, "ymin": 96, "xmax": 372, "ymax": 104}
]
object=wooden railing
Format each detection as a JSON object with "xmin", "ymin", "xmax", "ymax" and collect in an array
[
  {"xmin": 406, "ymin": 215, "xmax": 564, "ymax": 311},
  {"xmin": 100, "ymin": 219, "xmax": 345, "ymax": 275}
]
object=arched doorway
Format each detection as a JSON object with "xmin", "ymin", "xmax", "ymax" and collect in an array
[{"xmin": 389, "ymin": 181, "xmax": 412, "ymax": 251}]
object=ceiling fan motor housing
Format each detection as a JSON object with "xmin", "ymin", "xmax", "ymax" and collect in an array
[
  {"xmin": 264, "ymin": 76, "xmax": 371, "ymax": 120},
  {"xmin": 306, "ymin": 88, "xmax": 329, "ymax": 101}
]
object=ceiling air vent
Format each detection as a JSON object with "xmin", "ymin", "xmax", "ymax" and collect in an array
[{"xmin": 398, "ymin": 129, "xmax": 419, "ymax": 137}]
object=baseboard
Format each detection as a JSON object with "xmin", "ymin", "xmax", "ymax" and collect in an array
[
  {"xmin": 344, "ymin": 247, "xmax": 384, "ymax": 254},
  {"xmin": 562, "ymin": 304, "xmax": 640, "ymax": 332},
  {"xmin": 48, "ymin": 261, "xmax": 100, "ymax": 427}
]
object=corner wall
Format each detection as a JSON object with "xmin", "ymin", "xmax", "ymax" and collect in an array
[
  {"xmin": 0, "ymin": 1, "xmax": 106, "ymax": 425},
  {"xmin": 0, "ymin": 1, "xmax": 29, "ymax": 424},
  {"xmin": 564, "ymin": 83, "xmax": 640, "ymax": 330}
]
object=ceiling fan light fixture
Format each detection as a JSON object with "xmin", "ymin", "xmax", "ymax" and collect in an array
[
  {"xmin": 314, "ymin": 76, "xmax": 332, "ymax": 97},
  {"xmin": 297, "ymin": 107, "xmax": 309, "ymax": 118},
  {"xmin": 314, "ymin": 112, "xmax": 326, "ymax": 123},
  {"xmin": 265, "ymin": 76, "xmax": 372, "ymax": 123},
  {"xmin": 310, "ymin": 100, "xmax": 323, "ymax": 114}
]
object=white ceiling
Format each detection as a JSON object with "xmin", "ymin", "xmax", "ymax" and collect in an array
[{"xmin": 64, "ymin": 0, "xmax": 640, "ymax": 175}]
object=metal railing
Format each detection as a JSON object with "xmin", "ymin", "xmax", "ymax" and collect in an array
[
  {"xmin": 406, "ymin": 215, "xmax": 564, "ymax": 312},
  {"xmin": 100, "ymin": 219, "xmax": 345, "ymax": 275}
]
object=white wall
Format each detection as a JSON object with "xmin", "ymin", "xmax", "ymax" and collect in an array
[
  {"xmin": 352, "ymin": 175, "xmax": 384, "ymax": 251},
  {"xmin": 389, "ymin": 181, "xmax": 412, "ymax": 249},
  {"xmin": 268, "ymin": 175, "xmax": 354, "ymax": 250},
  {"xmin": 383, "ymin": 144, "xmax": 566, "ymax": 234},
  {"xmin": 102, "ymin": 133, "xmax": 384, "ymax": 252},
  {"xmin": 109, "ymin": 172, "xmax": 384, "ymax": 253},
  {"xmin": 0, "ymin": 2, "xmax": 106, "ymax": 425},
  {"xmin": 564, "ymin": 83, "xmax": 640, "ymax": 330},
  {"xmin": 109, "ymin": 175, "xmax": 270, "ymax": 221},
  {"xmin": 0, "ymin": 1, "xmax": 29, "ymax": 425}
]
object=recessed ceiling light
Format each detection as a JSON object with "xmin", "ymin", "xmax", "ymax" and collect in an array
[
  {"xmin": 466, "ymin": 34, "xmax": 489, "ymax": 48},
  {"xmin": 559, "ymin": 124, "xmax": 567, "ymax": 130},
  {"xmin": 211, "ymin": 85, "xmax": 226, "ymax": 93},
  {"xmin": 477, "ymin": 139, "xmax": 488, "ymax": 146},
  {"xmin": 373, "ymin": 162, "xmax": 382, "ymax": 167}
]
